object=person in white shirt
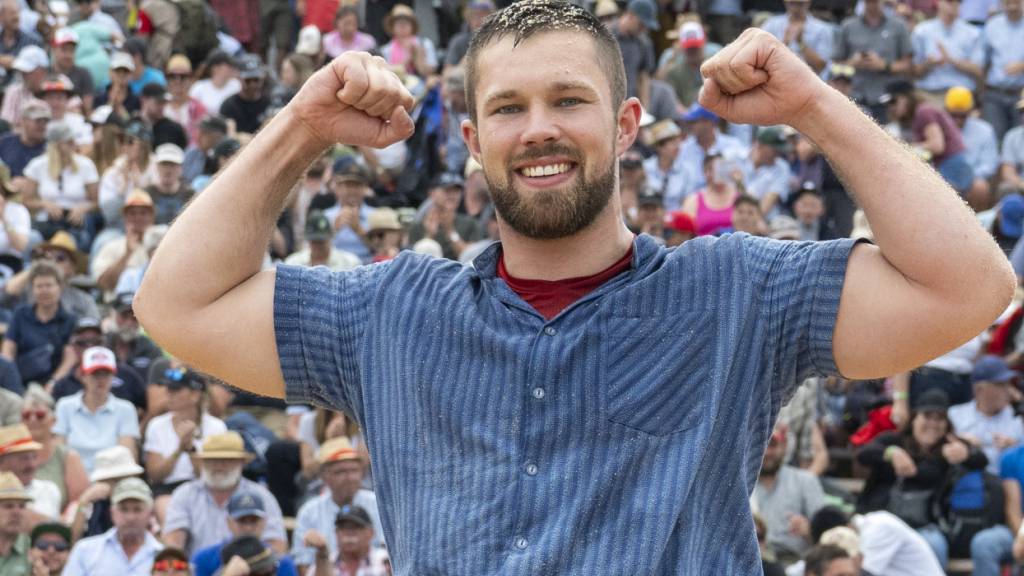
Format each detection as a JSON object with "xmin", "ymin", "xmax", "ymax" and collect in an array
[
  {"xmin": 21, "ymin": 121, "xmax": 99, "ymax": 243},
  {"xmin": 949, "ymin": 355, "xmax": 1024, "ymax": 474},
  {"xmin": 188, "ymin": 51, "xmax": 240, "ymax": 115},
  {"xmin": 807, "ymin": 506, "xmax": 944, "ymax": 576},
  {"xmin": 143, "ymin": 367, "xmax": 226, "ymax": 523},
  {"xmin": 0, "ymin": 161, "xmax": 30, "ymax": 260},
  {"xmin": 301, "ymin": 504, "xmax": 389, "ymax": 576}
]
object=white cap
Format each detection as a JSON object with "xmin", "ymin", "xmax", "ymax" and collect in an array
[
  {"xmin": 82, "ymin": 346, "xmax": 117, "ymax": 374},
  {"xmin": 295, "ymin": 25, "xmax": 322, "ymax": 56},
  {"xmin": 52, "ymin": 27, "xmax": 79, "ymax": 46},
  {"xmin": 13, "ymin": 46, "xmax": 49, "ymax": 73},
  {"xmin": 109, "ymin": 51, "xmax": 135, "ymax": 72},
  {"xmin": 153, "ymin": 143, "xmax": 185, "ymax": 165}
]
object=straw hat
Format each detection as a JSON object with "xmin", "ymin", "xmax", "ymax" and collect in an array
[
  {"xmin": 385, "ymin": 4, "xmax": 418, "ymax": 36},
  {"xmin": 198, "ymin": 432, "xmax": 253, "ymax": 461},
  {"xmin": 318, "ymin": 437, "xmax": 360, "ymax": 465},
  {"xmin": 0, "ymin": 472, "xmax": 30, "ymax": 501},
  {"xmin": 36, "ymin": 230, "xmax": 87, "ymax": 274},
  {"xmin": 0, "ymin": 424, "xmax": 42, "ymax": 457}
]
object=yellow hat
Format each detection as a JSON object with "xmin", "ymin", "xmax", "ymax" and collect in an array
[
  {"xmin": 945, "ymin": 86, "xmax": 974, "ymax": 113},
  {"xmin": 0, "ymin": 472, "xmax": 30, "ymax": 501},
  {"xmin": 198, "ymin": 432, "xmax": 253, "ymax": 461},
  {"xmin": 318, "ymin": 437, "xmax": 361, "ymax": 465},
  {"xmin": 0, "ymin": 424, "xmax": 42, "ymax": 457}
]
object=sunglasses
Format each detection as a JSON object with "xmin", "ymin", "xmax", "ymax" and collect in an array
[
  {"xmin": 21, "ymin": 408, "xmax": 47, "ymax": 421},
  {"xmin": 34, "ymin": 541, "xmax": 69, "ymax": 552},
  {"xmin": 163, "ymin": 367, "xmax": 187, "ymax": 383},
  {"xmin": 152, "ymin": 559, "xmax": 189, "ymax": 571}
]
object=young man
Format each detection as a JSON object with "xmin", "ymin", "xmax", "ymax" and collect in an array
[{"xmin": 136, "ymin": 1, "xmax": 1016, "ymax": 573}]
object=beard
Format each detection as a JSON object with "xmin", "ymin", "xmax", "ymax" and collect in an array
[
  {"xmin": 201, "ymin": 466, "xmax": 242, "ymax": 490},
  {"xmin": 486, "ymin": 143, "xmax": 617, "ymax": 240},
  {"xmin": 759, "ymin": 456, "xmax": 782, "ymax": 478}
]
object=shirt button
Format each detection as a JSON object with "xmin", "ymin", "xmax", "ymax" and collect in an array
[
  {"xmin": 525, "ymin": 463, "xmax": 538, "ymax": 476},
  {"xmin": 514, "ymin": 536, "xmax": 528, "ymax": 550},
  {"xmin": 532, "ymin": 387, "xmax": 545, "ymax": 399},
  {"xmin": 543, "ymin": 326, "xmax": 557, "ymax": 336}
]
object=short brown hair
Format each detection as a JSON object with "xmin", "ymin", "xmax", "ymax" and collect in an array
[
  {"xmin": 463, "ymin": 0, "xmax": 626, "ymax": 124},
  {"xmin": 27, "ymin": 260, "xmax": 63, "ymax": 287}
]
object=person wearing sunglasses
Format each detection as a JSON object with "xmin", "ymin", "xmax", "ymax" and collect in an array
[
  {"xmin": 152, "ymin": 547, "xmax": 191, "ymax": 576},
  {"xmin": 163, "ymin": 55, "xmax": 207, "ymax": 149},
  {"xmin": 18, "ymin": 384, "xmax": 89, "ymax": 510},
  {"xmin": 28, "ymin": 522, "xmax": 72, "ymax": 576}
]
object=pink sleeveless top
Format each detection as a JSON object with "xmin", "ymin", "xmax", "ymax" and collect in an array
[{"xmin": 695, "ymin": 191, "xmax": 735, "ymax": 236}]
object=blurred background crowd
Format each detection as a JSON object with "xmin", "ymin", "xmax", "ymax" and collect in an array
[{"xmin": 0, "ymin": 0, "xmax": 1020, "ymax": 574}]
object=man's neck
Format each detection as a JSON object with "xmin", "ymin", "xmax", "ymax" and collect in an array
[
  {"xmin": 331, "ymin": 491, "xmax": 355, "ymax": 507},
  {"xmin": 209, "ymin": 484, "xmax": 239, "ymax": 504},
  {"xmin": 117, "ymin": 531, "xmax": 144, "ymax": 559},
  {"xmin": 864, "ymin": 11, "xmax": 883, "ymax": 26},
  {"xmin": 696, "ymin": 131, "xmax": 716, "ymax": 149},
  {"xmin": 0, "ymin": 533, "xmax": 15, "ymax": 556},
  {"xmin": 310, "ymin": 243, "xmax": 330, "ymax": 264},
  {"xmin": 21, "ymin": 136, "xmax": 41, "ymax": 147},
  {"xmin": 758, "ymin": 473, "xmax": 777, "ymax": 490},
  {"xmin": 35, "ymin": 304, "xmax": 58, "ymax": 322},
  {"xmin": 498, "ymin": 201, "xmax": 634, "ymax": 281}
]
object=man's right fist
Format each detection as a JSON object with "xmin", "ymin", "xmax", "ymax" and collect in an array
[{"xmin": 290, "ymin": 52, "xmax": 416, "ymax": 150}]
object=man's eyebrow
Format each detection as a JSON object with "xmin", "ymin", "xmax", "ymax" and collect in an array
[
  {"xmin": 482, "ymin": 82, "xmax": 600, "ymax": 108},
  {"xmin": 482, "ymin": 90, "xmax": 519, "ymax": 108}
]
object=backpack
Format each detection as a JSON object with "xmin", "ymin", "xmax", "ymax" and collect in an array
[
  {"xmin": 171, "ymin": 0, "xmax": 220, "ymax": 67},
  {"xmin": 938, "ymin": 469, "xmax": 1006, "ymax": 559}
]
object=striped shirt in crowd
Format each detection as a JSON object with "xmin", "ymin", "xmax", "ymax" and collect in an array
[{"xmin": 274, "ymin": 233, "xmax": 858, "ymax": 575}]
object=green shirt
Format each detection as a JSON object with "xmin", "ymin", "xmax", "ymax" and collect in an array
[{"xmin": 0, "ymin": 534, "xmax": 31, "ymax": 576}]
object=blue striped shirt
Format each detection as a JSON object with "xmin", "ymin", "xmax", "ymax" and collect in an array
[{"xmin": 274, "ymin": 233, "xmax": 857, "ymax": 574}]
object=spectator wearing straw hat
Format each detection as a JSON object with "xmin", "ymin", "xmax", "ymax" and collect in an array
[
  {"xmin": 92, "ymin": 189, "xmax": 155, "ymax": 295},
  {"xmin": 291, "ymin": 437, "xmax": 382, "ymax": 572},
  {"xmin": 0, "ymin": 471, "xmax": 33, "ymax": 575},
  {"xmin": 8, "ymin": 231, "xmax": 96, "ymax": 320},
  {"xmin": 379, "ymin": 5, "xmax": 437, "ymax": 79},
  {"xmin": 70, "ymin": 445, "xmax": 144, "ymax": 539},
  {"xmin": 63, "ymin": 478, "xmax": 163, "ymax": 575},
  {"xmin": 1001, "ymin": 89, "xmax": 1024, "ymax": 189},
  {"xmin": 945, "ymin": 86, "xmax": 998, "ymax": 208},
  {"xmin": 0, "ymin": 423, "xmax": 60, "ymax": 522},
  {"xmin": 643, "ymin": 119, "xmax": 692, "ymax": 211},
  {"xmin": 163, "ymin": 432, "xmax": 285, "ymax": 555}
]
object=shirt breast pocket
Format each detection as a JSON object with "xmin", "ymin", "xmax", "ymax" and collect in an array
[{"xmin": 600, "ymin": 311, "xmax": 713, "ymax": 436}]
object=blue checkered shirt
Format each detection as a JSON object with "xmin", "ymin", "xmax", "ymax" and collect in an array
[{"xmin": 274, "ymin": 233, "xmax": 857, "ymax": 574}]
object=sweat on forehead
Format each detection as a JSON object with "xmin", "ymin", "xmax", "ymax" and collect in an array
[{"xmin": 463, "ymin": 0, "xmax": 626, "ymax": 123}]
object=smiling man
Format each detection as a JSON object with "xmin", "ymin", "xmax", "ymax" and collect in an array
[{"xmin": 135, "ymin": 0, "xmax": 1014, "ymax": 573}]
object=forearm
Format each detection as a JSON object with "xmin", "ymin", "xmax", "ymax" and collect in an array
[
  {"xmin": 794, "ymin": 90, "xmax": 1009, "ymax": 303},
  {"xmin": 145, "ymin": 451, "xmax": 180, "ymax": 484},
  {"xmin": 889, "ymin": 57, "xmax": 912, "ymax": 75}
]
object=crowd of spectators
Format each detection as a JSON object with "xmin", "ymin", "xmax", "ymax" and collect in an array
[{"xmin": 0, "ymin": 0, "xmax": 1018, "ymax": 573}]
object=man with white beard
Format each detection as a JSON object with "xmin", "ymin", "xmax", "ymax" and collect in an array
[{"xmin": 162, "ymin": 432, "xmax": 286, "ymax": 555}]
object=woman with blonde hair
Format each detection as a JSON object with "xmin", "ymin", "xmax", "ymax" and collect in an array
[
  {"xmin": 21, "ymin": 383, "xmax": 90, "ymax": 509},
  {"xmin": 22, "ymin": 121, "xmax": 100, "ymax": 249},
  {"xmin": 95, "ymin": 120, "xmax": 156, "ymax": 252}
]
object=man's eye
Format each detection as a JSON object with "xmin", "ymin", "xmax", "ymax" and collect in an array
[
  {"xmin": 559, "ymin": 98, "xmax": 581, "ymax": 107},
  {"xmin": 495, "ymin": 105, "xmax": 521, "ymax": 114}
]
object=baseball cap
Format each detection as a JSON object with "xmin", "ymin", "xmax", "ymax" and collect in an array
[
  {"xmin": 13, "ymin": 46, "xmax": 48, "ymax": 73},
  {"xmin": 334, "ymin": 504, "xmax": 373, "ymax": 529},
  {"xmin": 367, "ymin": 208, "xmax": 403, "ymax": 233},
  {"xmin": 332, "ymin": 156, "xmax": 369, "ymax": 183},
  {"xmin": 212, "ymin": 138, "xmax": 241, "ymax": 162},
  {"xmin": 678, "ymin": 21, "xmax": 705, "ymax": 49},
  {"xmin": 791, "ymin": 180, "xmax": 822, "ymax": 204},
  {"xmin": 221, "ymin": 537, "xmax": 276, "ymax": 573},
  {"xmin": 999, "ymin": 193, "xmax": 1024, "ymax": 239},
  {"xmin": 124, "ymin": 120, "xmax": 152, "ymax": 142},
  {"xmin": 109, "ymin": 51, "xmax": 135, "ymax": 72},
  {"xmin": 879, "ymin": 79, "xmax": 915, "ymax": 105},
  {"xmin": 111, "ymin": 477, "xmax": 153, "ymax": 505},
  {"xmin": 30, "ymin": 523, "xmax": 71, "ymax": 545},
  {"xmin": 756, "ymin": 126, "xmax": 790, "ymax": 152},
  {"xmin": 45, "ymin": 121, "xmax": 75, "ymax": 143},
  {"xmin": 21, "ymin": 99, "xmax": 51, "ymax": 121},
  {"xmin": 199, "ymin": 115, "xmax": 228, "ymax": 134},
  {"xmin": 637, "ymin": 188, "xmax": 663, "ymax": 207},
  {"xmin": 227, "ymin": 492, "xmax": 267, "ymax": 520},
  {"xmin": 432, "ymin": 172, "xmax": 464, "ymax": 189},
  {"xmin": 681, "ymin": 103, "xmax": 718, "ymax": 123},
  {"xmin": 41, "ymin": 75, "xmax": 74, "ymax": 94},
  {"xmin": 82, "ymin": 346, "xmax": 116, "ymax": 374},
  {"xmin": 971, "ymin": 355, "xmax": 1019, "ymax": 384},
  {"xmin": 666, "ymin": 211, "xmax": 696, "ymax": 235},
  {"xmin": 305, "ymin": 210, "xmax": 333, "ymax": 241},
  {"xmin": 166, "ymin": 54, "xmax": 193, "ymax": 75},
  {"xmin": 626, "ymin": 0, "xmax": 659, "ymax": 30},
  {"xmin": 945, "ymin": 86, "xmax": 974, "ymax": 114},
  {"xmin": 153, "ymin": 143, "xmax": 185, "ymax": 165},
  {"xmin": 157, "ymin": 366, "xmax": 205, "ymax": 391},
  {"xmin": 51, "ymin": 28, "xmax": 78, "ymax": 47},
  {"xmin": 915, "ymin": 388, "xmax": 950, "ymax": 413},
  {"xmin": 73, "ymin": 316, "xmax": 101, "ymax": 334},
  {"xmin": 113, "ymin": 292, "xmax": 135, "ymax": 312},
  {"xmin": 295, "ymin": 25, "xmax": 322, "ymax": 56},
  {"xmin": 237, "ymin": 55, "xmax": 265, "ymax": 79},
  {"xmin": 141, "ymin": 82, "xmax": 168, "ymax": 100}
]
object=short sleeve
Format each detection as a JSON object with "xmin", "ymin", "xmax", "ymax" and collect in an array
[
  {"xmin": 273, "ymin": 262, "xmax": 391, "ymax": 415},
  {"xmin": 51, "ymin": 399, "xmax": 70, "ymax": 436},
  {"xmin": 740, "ymin": 235, "xmax": 860, "ymax": 386},
  {"xmin": 118, "ymin": 401, "xmax": 140, "ymax": 437},
  {"xmin": 161, "ymin": 484, "xmax": 192, "ymax": 535},
  {"xmin": 78, "ymin": 156, "xmax": 99, "ymax": 185},
  {"xmin": 4, "ymin": 310, "xmax": 22, "ymax": 345},
  {"xmin": 22, "ymin": 156, "xmax": 44, "ymax": 183}
]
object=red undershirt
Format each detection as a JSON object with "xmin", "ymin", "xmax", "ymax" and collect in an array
[{"xmin": 497, "ymin": 244, "xmax": 635, "ymax": 320}]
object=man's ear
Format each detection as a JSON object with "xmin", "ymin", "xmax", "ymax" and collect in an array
[
  {"xmin": 615, "ymin": 97, "xmax": 643, "ymax": 156},
  {"xmin": 461, "ymin": 118, "xmax": 482, "ymax": 163}
]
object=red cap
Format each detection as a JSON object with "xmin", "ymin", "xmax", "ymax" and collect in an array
[
  {"xmin": 82, "ymin": 347, "xmax": 117, "ymax": 374},
  {"xmin": 666, "ymin": 211, "xmax": 696, "ymax": 235}
]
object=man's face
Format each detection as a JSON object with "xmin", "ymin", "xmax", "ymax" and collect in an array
[
  {"xmin": 23, "ymin": 116, "xmax": 48, "ymax": 143},
  {"xmin": 785, "ymin": 0, "xmax": 810, "ymax": 18},
  {"xmin": 141, "ymin": 96, "xmax": 163, "ymax": 120},
  {"xmin": 25, "ymin": 68, "xmax": 46, "ymax": 91},
  {"xmin": 0, "ymin": 500, "xmax": 26, "ymax": 537},
  {"xmin": 794, "ymin": 193, "xmax": 824, "ymax": 224},
  {"xmin": 949, "ymin": 110, "xmax": 968, "ymax": 129},
  {"xmin": 112, "ymin": 499, "xmax": 151, "ymax": 537},
  {"xmin": 30, "ymin": 534, "xmax": 70, "ymax": 573},
  {"xmin": 241, "ymin": 77, "xmax": 264, "ymax": 99},
  {"xmin": 864, "ymin": 0, "xmax": 884, "ymax": 17},
  {"xmin": 83, "ymin": 369, "xmax": 114, "ymax": 397},
  {"xmin": 55, "ymin": 43, "xmax": 76, "ymax": 69},
  {"xmin": 229, "ymin": 514, "xmax": 266, "ymax": 538},
  {"xmin": 617, "ymin": 11, "xmax": 640, "ymax": 34},
  {"xmin": 321, "ymin": 460, "xmax": 363, "ymax": 502},
  {"xmin": 0, "ymin": 451, "xmax": 38, "ymax": 485},
  {"xmin": 937, "ymin": 0, "xmax": 960, "ymax": 19},
  {"xmin": 637, "ymin": 203, "xmax": 664, "ymax": 227},
  {"xmin": 31, "ymin": 275, "xmax": 61, "ymax": 307},
  {"xmin": 197, "ymin": 129, "xmax": 223, "ymax": 151},
  {"xmin": 157, "ymin": 162, "xmax": 182, "ymax": 190},
  {"xmin": 431, "ymin": 185, "xmax": 462, "ymax": 213},
  {"xmin": 337, "ymin": 12, "xmax": 358, "ymax": 37},
  {"xmin": 732, "ymin": 202, "xmax": 762, "ymax": 234},
  {"xmin": 692, "ymin": 118, "xmax": 715, "ymax": 140},
  {"xmin": 201, "ymin": 459, "xmax": 244, "ymax": 490},
  {"xmin": 1, "ymin": 3, "xmax": 19, "ymax": 29},
  {"xmin": 123, "ymin": 206, "xmax": 154, "ymax": 232},
  {"xmin": 656, "ymin": 136, "xmax": 681, "ymax": 160},
  {"xmin": 887, "ymin": 94, "xmax": 911, "ymax": 122},
  {"xmin": 752, "ymin": 142, "xmax": 777, "ymax": 166},
  {"xmin": 43, "ymin": 92, "xmax": 69, "ymax": 118},
  {"xmin": 166, "ymin": 70, "xmax": 191, "ymax": 97},
  {"xmin": 76, "ymin": 0, "xmax": 97, "ymax": 16},
  {"xmin": 463, "ymin": 31, "xmax": 630, "ymax": 240},
  {"xmin": 975, "ymin": 381, "xmax": 1012, "ymax": 414},
  {"xmin": 110, "ymin": 67, "xmax": 131, "ymax": 87},
  {"xmin": 332, "ymin": 178, "xmax": 367, "ymax": 206},
  {"xmin": 1005, "ymin": 0, "xmax": 1023, "ymax": 20},
  {"xmin": 760, "ymin": 433, "xmax": 786, "ymax": 476},
  {"xmin": 335, "ymin": 524, "xmax": 373, "ymax": 558}
]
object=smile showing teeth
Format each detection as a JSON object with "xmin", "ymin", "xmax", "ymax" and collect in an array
[{"xmin": 521, "ymin": 163, "xmax": 571, "ymax": 178}]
